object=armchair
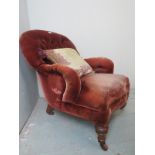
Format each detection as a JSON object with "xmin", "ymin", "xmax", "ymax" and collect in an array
[{"xmin": 20, "ymin": 30, "xmax": 130, "ymax": 151}]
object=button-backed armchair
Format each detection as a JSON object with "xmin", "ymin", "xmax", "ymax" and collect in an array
[{"xmin": 20, "ymin": 30, "xmax": 130, "ymax": 151}]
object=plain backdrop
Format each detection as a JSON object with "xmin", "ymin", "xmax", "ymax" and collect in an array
[
  {"xmin": 26, "ymin": 0, "xmax": 135, "ymax": 97},
  {"xmin": 19, "ymin": 0, "xmax": 39, "ymax": 131}
]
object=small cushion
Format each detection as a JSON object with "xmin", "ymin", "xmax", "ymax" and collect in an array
[{"xmin": 44, "ymin": 48, "xmax": 93, "ymax": 77}]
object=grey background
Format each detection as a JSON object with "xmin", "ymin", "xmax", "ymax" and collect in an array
[{"xmin": 19, "ymin": 0, "xmax": 38, "ymax": 132}]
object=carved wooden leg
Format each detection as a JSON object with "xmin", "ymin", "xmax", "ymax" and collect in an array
[
  {"xmin": 46, "ymin": 105, "xmax": 54, "ymax": 115},
  {"xmin": 95, "ymin": 109, "xmax": 111, "ymax": 151},
  {"xmin": 95, "ymin": 124, "xmax": 109, "ymax": 151}
]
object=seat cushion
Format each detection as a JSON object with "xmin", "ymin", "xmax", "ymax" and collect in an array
[{"xmin": 77, "ymin": 73, "xmax": 130, "ymax": 111}]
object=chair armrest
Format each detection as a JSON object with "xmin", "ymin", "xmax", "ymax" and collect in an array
[
  {"xmin": 37, "ymin": 64, "xmax": 81, "ymax": 104},
  {"xmin": 84, "ymin": 57, "xmax": 114, "ymax": 73}
]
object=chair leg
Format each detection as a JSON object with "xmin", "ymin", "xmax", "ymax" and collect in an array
[
  {"xmin": 95, "ymin": 124, "xmax": 109, "ymax": 151},
  {"xmin": 46, "ymin": 105, "xmax": 54, "ymax": 115},
  {"xmin": 95, "ymin": 109, "xmax": 111, "ymax": 151}
]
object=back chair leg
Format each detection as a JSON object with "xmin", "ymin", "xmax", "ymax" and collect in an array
[{"xmin": 46, "ymin": 105, "xmax": 54, "ymax": 115}]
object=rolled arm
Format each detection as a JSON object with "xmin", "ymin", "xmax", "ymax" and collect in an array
[
  {"xmin": 38, "ymin": 64, "xmax": 81, "ymax": 104},
  {"xmin": 85, "ymin": 57, "xmax": 114, "ymax": 73}
]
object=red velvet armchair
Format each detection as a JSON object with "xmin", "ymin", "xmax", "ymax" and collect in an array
[{"xmin": 20, "ymin": 30, "xmax": 130, "ymax": 151}]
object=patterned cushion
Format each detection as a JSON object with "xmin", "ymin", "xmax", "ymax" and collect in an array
[{"xmin": 44, "ymin": 48, "xmax": 93, "ymax": 77}]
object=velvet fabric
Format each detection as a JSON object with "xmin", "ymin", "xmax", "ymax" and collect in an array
[
  {"xmin": 20, "ymin": 30, "xmax": 130, "ymax": 150},
  {"xmin": 84, "ymin": 57, "xmax": 114, "ymax": 73},
  {"xmin": 20, "ymin": 29, "xmax": 130, "ymax": 123},
  {"xmin": 20, "ymin": 30, "xmax": 77, "ymax": 68},
  {"xmin": 38, "ymin": 63, "xmax": 81, "ymax": 104}
]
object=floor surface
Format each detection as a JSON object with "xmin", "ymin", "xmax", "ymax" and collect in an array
[{"xmin": 20, "ymin": 90, "xmax": 135, "ymax": 155}]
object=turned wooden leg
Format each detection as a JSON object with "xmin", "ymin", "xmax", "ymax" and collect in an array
[
  {"xmin": 95, "ymin": 124, "xmax": 109, "ymax": 151},
  {"xmin": 95, "ymin": 108, "xmax": 111, "ymax": 151},
  {"xmin": 46, "ymin": 105, "xmax": 54, "ymax": 115}
]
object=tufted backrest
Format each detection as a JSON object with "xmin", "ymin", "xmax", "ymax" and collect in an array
[{"xmin": 19, "ymin": 30, "xmax": 77, "ymax": 69}]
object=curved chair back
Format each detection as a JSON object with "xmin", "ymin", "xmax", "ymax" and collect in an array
[{"xmin": 20, "ymin": 30, "xmax": 77, "ymax": 68}]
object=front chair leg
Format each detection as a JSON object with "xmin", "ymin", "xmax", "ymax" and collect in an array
[
  {"xmin": 95, "ymin": 124, "xmax": 109, "ymax": 151},
  {"xmin": 46, "ymin": 105, "xmax": 54, "ymax": 115},
  {"xmin": 95, "ymin": 108, "xmax": 111, "ymax": 151}
]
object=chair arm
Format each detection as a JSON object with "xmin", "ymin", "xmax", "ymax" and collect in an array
[
  {"xmin": 84, "ymin": 57, "xmax": 114, "ymax": 73},
  {"xmin": 37, "ymin": 64, "xmax": 81, "ymax": 104}
]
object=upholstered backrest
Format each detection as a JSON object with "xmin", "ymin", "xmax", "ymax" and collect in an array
[{"xmin": 19, "ymin": 30, "xmax": 77, "ymax": 68}]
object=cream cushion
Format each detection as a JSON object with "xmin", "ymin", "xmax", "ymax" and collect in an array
[{"xmin": 44, "ymin": 48, "xmax": 93, "ymax": 77}]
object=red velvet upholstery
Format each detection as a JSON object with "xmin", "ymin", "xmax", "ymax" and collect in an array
[
  {"xmin": 84, "ymin": 57, "xmax": 114, "ymax": 73},
  {"xmin": 20, "ymin": 30, "xmax": 130, "ymax": 151}
]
